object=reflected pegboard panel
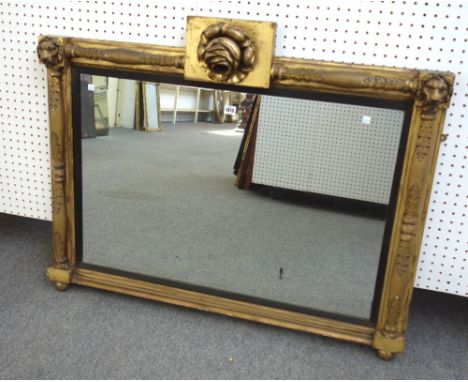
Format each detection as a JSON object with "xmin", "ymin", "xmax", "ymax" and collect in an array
[
  {"xmin": 253, "ymin": 96, "xmax": 404, "ymax": 205},
  {"xmin": 0, "ymin": 0, "xmax": 466, "ymax": 296}
]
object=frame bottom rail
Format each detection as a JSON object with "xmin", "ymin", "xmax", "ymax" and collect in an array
[{"xmin": 71, "ymin": 267, "xmax": 375, "ymax": 346}]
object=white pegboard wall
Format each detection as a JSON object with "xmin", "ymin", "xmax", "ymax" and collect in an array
[
  {"xmin": 253, "ymin": 96, "xmax": 404, "ymax": 204},
  {"xmin": 0, "ymin": 0, "xmax": 466, "ymax": 297}
]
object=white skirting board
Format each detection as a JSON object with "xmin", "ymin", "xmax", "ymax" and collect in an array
[{"xmin": 0, "ymin": 0, "xmax": 466, "ymax": 297}]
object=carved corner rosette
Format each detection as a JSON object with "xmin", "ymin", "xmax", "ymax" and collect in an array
[
  {"xmin": 197, "ymin": 22, "xmax": 255, "ymax": 83},
  {"xmin": 37, "ymin": 36, "xmax": 65, "ymax": 69}
]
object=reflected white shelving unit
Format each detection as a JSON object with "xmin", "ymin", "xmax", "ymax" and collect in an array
[{"xmin": 159, "ymin": 84, "xmax": 214, "ymax": 124}]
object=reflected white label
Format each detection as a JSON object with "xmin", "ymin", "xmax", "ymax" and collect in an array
[
  {"xmin": 224, "ymin": 105, "xmax": 237, "ymax": 115},
  {"xmin": 361, "ymin": 115, "xmax": 371, "ymax": 124}
]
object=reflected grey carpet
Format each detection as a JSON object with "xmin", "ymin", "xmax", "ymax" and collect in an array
[
  {"xmin": 0, "ymin": 213, "xmax": 467, "ymax": 379},
  {"xmin": 81, "ymin": 124, "xmax": 384, "ymax": 320}
]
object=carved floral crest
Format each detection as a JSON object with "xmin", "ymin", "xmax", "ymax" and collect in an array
[{"xmin": 197, "ymin": 22, "xmax": 255, "ymax": 83}]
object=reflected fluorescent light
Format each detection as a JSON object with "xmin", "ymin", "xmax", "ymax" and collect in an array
[{"xmin": 206, "ymin": 129, "xmax": 244, "ymax": 137}]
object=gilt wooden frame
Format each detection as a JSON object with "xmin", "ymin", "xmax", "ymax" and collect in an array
[{"xmin": 37, "ymin": 16, "xmax": 453, "ymax": 360}]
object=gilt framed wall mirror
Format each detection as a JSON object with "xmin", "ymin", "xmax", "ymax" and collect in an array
[{"xmin": 37, "ymin": 16, "xmax": 453, "ymax": 360}]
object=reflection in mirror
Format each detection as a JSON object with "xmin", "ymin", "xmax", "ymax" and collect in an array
[{"xmin": 79, "ymin": 74, "xmax": 406, "ymax": 321}]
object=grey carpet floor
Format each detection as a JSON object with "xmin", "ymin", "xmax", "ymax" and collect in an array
[
  {"xmin": 1, "ymin": 214, "xmax": 468, "ymax": 379},
  {"xmin": 81, "ymin": 125, "xmax": 384, "ymax": 320}
]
